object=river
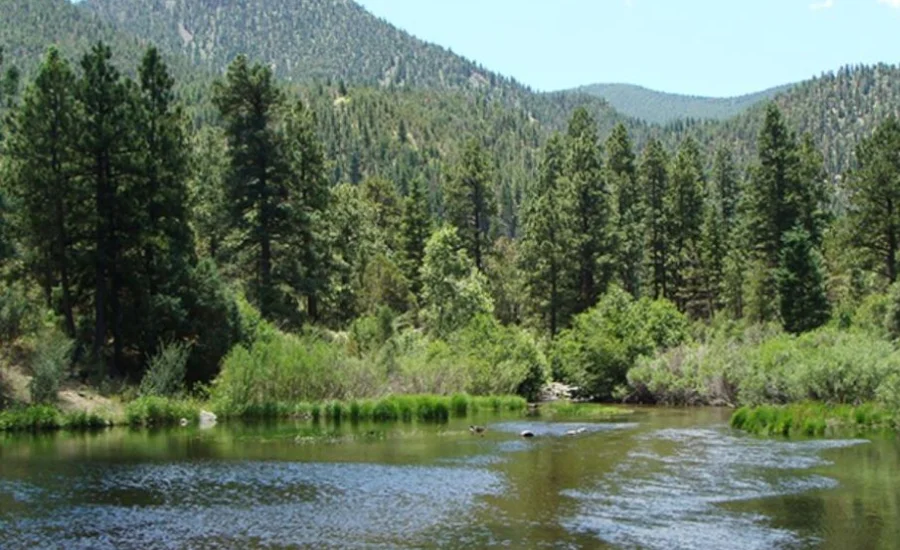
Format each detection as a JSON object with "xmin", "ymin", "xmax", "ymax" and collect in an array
[{"xmin": 0, "ymin": 407, "xmax": 897, "ymax": 549}]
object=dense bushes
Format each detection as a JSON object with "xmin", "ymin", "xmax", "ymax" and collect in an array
[
  {"xmin": 125, "ymin": 396, "xmax": 200, "ymax": 427},
  {"xmin": 210, "ymin": 312, "xmax": 547, "ymax": 415},
  {"xmin": 553, "ymin": 288, "xmax": 689, "ymax": 400},
  {"xmin": 629, "ymin": 324, "xmax": 900, "ymax": 407}
]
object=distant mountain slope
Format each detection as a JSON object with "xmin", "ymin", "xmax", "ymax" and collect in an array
[
  {"xmin": 575, "ymin": 83, "xmax": 793, "ymax": 124},
  {"xmin": 81, "ymin": 0, "xmax": 520, "ymax": 92}
]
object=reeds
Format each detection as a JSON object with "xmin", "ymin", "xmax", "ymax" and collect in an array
[{"xmin": 730, "ymin": 402, "xmax": 897, "ymax": 436}]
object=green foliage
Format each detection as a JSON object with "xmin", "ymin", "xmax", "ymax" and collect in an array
[
  {"xmin": 554, "ymin": 287, "xmax": 689, "ymax": 400},
  {"xmin": 0, "ymin": 282, "xmax": 39, "ymax": 343},
  {"xmin": 421, "ymin": 226, "xmax": 493, "ymax": 336},
  {"xmin": 445, "ymin": 138, "xmax": 495, "ymax": 272},
  {"xmin": 0, "ymin": 405, "xmax": 60, "ymax": 431},
  {"xmin": 630, "ymin": 326, "xmax": 900, "ymax": 407},
  {"xmin": 731, "ymin": 403, "xmax": 896, "ymax": 437},
  {"xmin": 777, "ymin": 228, "xmax": 830, "ymax": 333},
  {"xmin": 139, "ymin": 341, "xmax": 191, "ymax": 398},
  {"xmin": 28, "ymin": 328, "xmax": 73, "ymax": 405},
  {"xmin": 125, "ymin": 396, "xmax": 200, "ymax": 427},
  {"xmin": 537, "ymin": 401, "xmax": 629, "ymax": 419}
]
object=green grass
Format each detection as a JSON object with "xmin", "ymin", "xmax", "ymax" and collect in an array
[
  {"xmin": 213, "ymin": 393, "xmax": 527, "ymax": 424},
  {"xmin": 730, "ymin": 402, "xmax": 898, "ymax": 437},
  {"xmin": 124, "ymin": 396, "xmax": 200, "ymax": 427},
  {"xmin": 537, "ymin": 401, "xmax": 631, "ymax": 419},
  {"xmin": 0, "ymin": 405, "xmax": 112, "ymax": 432}
]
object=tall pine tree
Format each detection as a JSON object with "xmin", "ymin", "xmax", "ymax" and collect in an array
[
  {"xmin": 566, "ymin": 107, "xmax": 612, "ymax": 312},
  {"xmin": 606, "ymin": 123, "xmax": 643, "ymax": 297},
  {"xmin": 667, "ymin": 137, "xmax": 706, "ymax": 314},
  {"xmin": 445, "ymin": 138, "xmax": 494, "ymax": 273},
  {"xmin": 520, "ymin": 134, "xmax": 574, "ymax": 337},
  {"xmin": 640, "ymin": 139, "xmax": 671, "ymax": 300}
]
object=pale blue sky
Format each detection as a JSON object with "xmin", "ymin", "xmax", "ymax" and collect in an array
[{"xmin": 357, "ymin": 0, "xmax": 900, "ymax": 96}]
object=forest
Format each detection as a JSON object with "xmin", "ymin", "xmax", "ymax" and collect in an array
[{"xmin": 2, "ymin": 39, "xmax": 900, "ymax": 430}]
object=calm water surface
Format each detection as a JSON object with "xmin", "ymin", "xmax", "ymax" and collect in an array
[{"xmin": 1, "ymin": 407, "xmax": 898, "ymax": 549}]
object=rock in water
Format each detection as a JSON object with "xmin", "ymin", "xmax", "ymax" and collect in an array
[
  {"xmin": 199, "ymin": 410, "xmax": 217, "ymax": 429},
  {"xmin": 520, "ymin": 430, "xmax": 535, "ymax": 438},
  {"xmin": 179, "ymin": 418, "xmax": 189, "ymax": 427}
]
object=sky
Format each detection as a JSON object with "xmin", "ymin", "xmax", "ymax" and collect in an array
[{"xmin": 356, "ymin": 0, "xmax": 900, "ymax": 97}]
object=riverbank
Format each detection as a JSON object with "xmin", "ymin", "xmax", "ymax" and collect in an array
[
  {"xmin": 0, "ymin": 394, "xmax": 629, "ymax": 433},
  {"xmin": 730, "ymin": 402, "xmax": 898, "ymax": 437}
]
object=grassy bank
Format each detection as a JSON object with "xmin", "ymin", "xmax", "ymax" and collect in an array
[
  {"xmin": 730, "ymin": 402, "xmax": 897, "ymax": 437},
  {"xmin": 0, "ymin": 405, "xmax": 110, "ymax": 432}
]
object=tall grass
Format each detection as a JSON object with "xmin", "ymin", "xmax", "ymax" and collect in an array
[
  {"xmin": 0, "ymin": 406, "xmax": 111, "ymax": 432},
  {"xmin": 731, "ymin": 402, "xmax": 896, "ymax": 436},
  {"xmin": 125, "ymin": 396, "xmax": 200, "ymax": 427}
]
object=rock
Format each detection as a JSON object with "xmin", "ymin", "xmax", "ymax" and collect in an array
[
  {"xmin": 520, "ymin": 430, "xmax": 535, "ymax": 438},
  {"xmin": 179, "ymin": 417, "xmax": 189, "ymax": 427},
  {"xmin": 539, "ymin": 382, "xmax": 579, "ymax": 402},
  {"xmin": 199, "ymin": 410, "xmax": 217, "ymax": 429},
  {"xmin": 565, "ymin": 430, "xmax": 578, "ymax": 436}
]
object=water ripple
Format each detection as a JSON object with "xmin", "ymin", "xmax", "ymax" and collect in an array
[{"xmin": 562, "ymin": 427, "xmax": 867, "ymax": 550}]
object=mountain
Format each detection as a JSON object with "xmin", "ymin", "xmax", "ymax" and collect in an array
[{"xmin": 575, "ymin": 83, "xmax": 794, "ymax": 124}]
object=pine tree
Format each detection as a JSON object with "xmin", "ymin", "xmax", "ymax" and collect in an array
[
  {"xmin": 75, "ymin": 42, "xmax": 142, "ymax": 373},
  {"xmin": 566, "ymin": 107, "xmax": 612, "ymax": 312},
  {"xmin": 445, "ymin": 138, "xmax": 494, "ymax": 273},
  {"xmin": 399, "ymin": 175, "xmax": 431, "ymax": 297},
  {"xmin": 519, "ymin": 134, "xmax": 574, "ymax": 337},
  {"xmin": 640, "ymin": 139, "xmax": 671, "ymax": 300},
  {"xmin": 6, "ymin": 47, "xmax": 79, "ymax": 335},
  {"xmin": 777, "ymin": 228, "xmax": 830, "ymax": 333},
  {"xmin": 213, "ymin": 55, "xmax": 320, "ymax": 322},
  {"xmin": 796, "ymin": 133, "xmax": 830, "ymax": 247},
  {"xmin": 133, "ymin": 47, "xmax": 195, "ymax": 356},
  {"xmin": 606, "ymin": 123, "xmax": 643, "ymax": 297},
  {"xmin": 700, "ymin": 146, "xmax": 740, "ymax": 316},
  {"xmin": 711, "ymin": 146, "xmax": 739, "ymax": 231},
  {"xmin": 847, "ymin": 117, "xmax": 900, "ymax": 283},
  {"xmin": 667, "ymin": 137, "xmax": 706, "ymax": 314}
]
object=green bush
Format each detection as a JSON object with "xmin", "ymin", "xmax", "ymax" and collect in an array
[
  {"xmin": 0, "ymin": 405, "xmax": 61, "ymax": 431},
  {"xmin": 28, "ymin": 329, "xmax": 73, "ymax": 405},
  {"xmin": 630, "ymin": 326, "xmax": 900, "ymax": 408},
  {"xmin": 125, "ymin": 396, "xmax": 200, "ymax": 427},
  {"xmin": 554, "ymin": 288, "xmax": 689, "ymax": 400},
  {"xmin": 140, "ymin": 340, "xmax": 191, "ymax": 397},
  {"xmin": 62, "ymin": 410, "xmax": 109, "ymax": 430}
]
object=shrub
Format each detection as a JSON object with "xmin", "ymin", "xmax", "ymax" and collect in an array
[
  {"xmin": 125, "ymin": 396, "xmax": 200, "ymax": 427},
  {"xmin": 0, "ymin": 282, "xmax": 38, "ymax": 343},
  {"xmin": 28, "ymin": 329, "xmax": 73, "ymax": 405},
  {"xmin": 0, "ymin": 405, "xmax": 61, "ymax": 431},
  {"xmin": 554, "ymin": 288, "xmax": 689, "ymax": 400},
  {"xmin": 140, "ymin": 341, "xmax": 192, "ymax": 397},
  {"xmin": 630, "ymin": 326, "xmax": 900, "ymax": 408}
]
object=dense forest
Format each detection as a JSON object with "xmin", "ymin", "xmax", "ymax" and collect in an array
[{"xmin": 2, "ymin": 0, "xmax": 900, "ymax": 424}]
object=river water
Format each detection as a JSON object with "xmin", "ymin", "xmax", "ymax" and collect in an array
[{"xmin": 0, "ymin": 407, "xmax": 897, "ymax": 549}]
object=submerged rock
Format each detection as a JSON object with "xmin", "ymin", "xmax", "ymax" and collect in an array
[{"xmin": 520, "ymin": 430, "xmax": 535, "ymax": 438}]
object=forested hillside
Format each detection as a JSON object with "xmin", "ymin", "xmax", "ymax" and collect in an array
[{"xmin": 576, "ymin": 82, "xmax": 792, "ymax": 124}]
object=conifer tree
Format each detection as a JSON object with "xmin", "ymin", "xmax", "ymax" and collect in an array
[
  {"xmin": 640, "ymin": 139, "xmax": 671, "ymax": 300},
  {"xmin": 399, "ymin": 175, "xmax": 431, "ymax": 297},
  {"xmin": 445, "ymin": 138, "xmax": 494, "ymax": 273},
  {"xmin": 777, "ymin": 228, "xmax": 830, "ymax": 333},
  {"xmin": 566, "ymin": 107, "xmax": 612, "ymax": 312},
  {"xmin": 667, "ymin": 137, "xmax": 706, "ymax": 314},
  {"xmin": 76, "ymin": 42, "xmax": 142, "ymax": 372},
  {"xmin": 6, "ymin": 47, "xmax": 79, "ymax": 335},
  {"xmin": 606, "ymin": 123, "xmax": 643, "ymax": 297},
  {"xmin": 133, "ymin": 47, "xmax": 195, "ymax": 354},
  {"xmin": 847, "ymin": 117, "xmax": 900, "ymax": 283},
  {"xmin": 519, "ymin": 134, "xmax": 574, "ymax": 337}
]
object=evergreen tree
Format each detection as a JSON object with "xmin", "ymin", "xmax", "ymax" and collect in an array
[
  {"xmin": 777, "ymin": 228, "xmax": 830, "ymax": 333},
  {"xmin": 640, "ymin": 139, "xmax": 670, "ymax": 300},
  {"xmin": 75, "ymin": 42, "xmax": 142, "ymax": 373},
  {"xmin": 445, "ymin": 138, "xmax": 494, "ymax": 273},
  {"xmin": 700, "ymin": 146, "xmax": 740, "ymax": 316},
  {"xmin": 796, "ymin": 134, "xmax": 830, "ymax": 247},
  {"xmin": 566, "ymin": 107, "xmax": 612, "ymax": 312},
  {"xmin": 711, "ymin": 146, "xmax": 740, "ymax": 231},
  {"xmin": 847, "ymin": 117, "xmax": 900, "ymax": 283},
  {"xmin": 746, "ymin": 103, "xmax": 803, "ymax": 265},
  {"xmin": 667, "ymin": 137, "xmax": 706, "ymax": 314},
  {"xmin": 606, "ymin": 123, "xmax": 643, "ymax": 296},
  {"xmin": 133, "ymin": 47, "xmax": 195, "ymax": 356},
  {"xmin": 6, "ymin": 47, "xmax": 79, "ymax": 335},
  {"xmin": 189, "ymin": 126, "xmax": 230, "ymax": 263},
  {"xmin": 399, "ymin": 175, "xmax": 431, "ymax": 297},
  {"xmin": 519, "ymin": 134, "xmax": 574, "ymax": 337},
  {"xmin": 213, "ymin": 56, "xmax": 328, "ymax": 323}
]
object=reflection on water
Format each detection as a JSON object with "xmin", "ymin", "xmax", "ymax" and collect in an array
[{"xmin": 0, "ymin": 408, "xmax": 898, "ymax": 549}]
